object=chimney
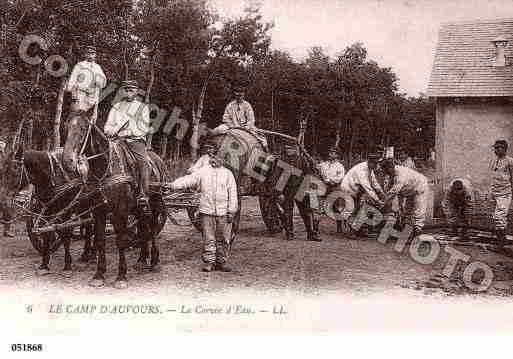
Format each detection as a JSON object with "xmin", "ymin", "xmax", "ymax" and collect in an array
[{"xmin": 491, "ymin": 36, "xmax": 509, "ymax": 67}]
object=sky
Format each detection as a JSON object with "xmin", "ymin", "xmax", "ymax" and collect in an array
[{"xmin": 211, "ymin": 0, "xmax": 513, "ymax": 96}]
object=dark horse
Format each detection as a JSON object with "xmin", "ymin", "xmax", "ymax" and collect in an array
[
  {"xmin": 0, "ymin": 146, "xmax": 95, "ymax": 276},
  {"xmin": 207, "ymin": 128, "xmax": 319, "ymax": 242},
  {"xmin": 266, "ymin": 145, "xmax": 321, "ymax": 241},
  {"xmin": 62, "ymin": 111, "xmax": 168, "ymax": 288}
]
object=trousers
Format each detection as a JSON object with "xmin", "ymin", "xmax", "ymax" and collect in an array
[
  {"xmin": 402, "ymin": 191, "xmax": 427, "ymax": 231},
  {"xmin": 492, "ymin": 193, "xmax": 512, "ymax": 231},
  {"xmin": 126, "ymin": 140, "xmax": 150, "ymax": 197},
  {"xmin": 200, "ymin": 214, "xmax": 232, "ymax": 264}
]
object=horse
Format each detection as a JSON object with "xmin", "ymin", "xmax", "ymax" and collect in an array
[
  {"xmin": 0, "ymin": 146, "xmax": 95, "ymax": 276},
  {"xmin": 206, "ymin": 128, "xmax": 320, "ymax": 242},
  {"xmin": 62, "ymin": 111, "xmax": 168, "ymax": 288},
  {"xmin": 266, "ymin": 145, "xmax": 321, "ymax": 241}
]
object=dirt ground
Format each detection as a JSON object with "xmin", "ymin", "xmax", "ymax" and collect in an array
[{"xmin": 2, "ymin": 196, "xmax": 513, "ymax": 300}]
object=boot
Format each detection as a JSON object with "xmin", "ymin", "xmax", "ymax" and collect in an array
[
  {"xmin": 215, "ymin": 262, "xmax": 232, "ymax": 272},
  {"xmin": 202, "ymin": 263, "xmax": 214, "ymax": 272},
  {"xmin": 307, "ymin": 231, "xmax": 322, "ymax": 242}
]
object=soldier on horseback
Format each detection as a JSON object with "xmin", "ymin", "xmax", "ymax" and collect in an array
[
  {"xmin": 211, "ymin": 84, "xmax": 268, "ymax": 148},
  {"xmin": 104, "ymin": 80, "xmax": 151, "ymax": 213},
  {"xmin": 66, "ymin": 45, "xmax": 106, "ymax": 116}
]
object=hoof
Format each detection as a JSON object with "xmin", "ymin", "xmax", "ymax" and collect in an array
[
  {"xmin": 133, "ymin": 262, "xmax": 147, "ymax": 273},
  {"xmin": 61, "ymin": 270, "xmax": 73, "ymax": 278},
  {"xmin": 36, "ymin": 268, "xmax": 50, "ymax": 276},
  {"xmin": 150, "ymin": 264, "xmax": 161, "ymax": 273},
  {"xmin": 88, "ymin": 278, "xmax": 105, "ymax": 288},
  {"xmin": 113, "ymin": 280, "xmax": 128, "ymax": 290}
]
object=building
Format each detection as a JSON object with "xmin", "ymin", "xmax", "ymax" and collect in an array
[{"xmin": 428, "ymin": 19, "xmax": 513, "ymax": 227}]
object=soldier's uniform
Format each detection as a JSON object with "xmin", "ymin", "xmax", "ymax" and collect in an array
[
  {"xmin": 66, "ymin": 45, "xmax": 106, "ymax": 115},
  {"xmin": 383, "ymin": 163, "xmax": 429, "ymax": 236},
  {"xmin": 104, "ymin": 80, "xmax": 151, "ymax": 211},
  {"xmin": 169, "ymin": 144, "xmax": 238, "ymax": 272},
  {"xmin": 318, "ymin": 148, "xmax": 345, "ymax": 232},
  {"xmin": 340, "ymin": 158, "xmax": 385, "ymax": 233},
  {"xmin": 489, "ymin": 140, "xmax": 513, "ymax": 242},
  {"xmin": 442, "ymin": 178, "xmax": 473, "ymax": 237}
]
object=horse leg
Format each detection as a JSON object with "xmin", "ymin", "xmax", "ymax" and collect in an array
[
  {"xmin": 297, "ymin": 198, "xmax": 320, "ymax": 241},
  {"xmin": 114, "ymin": 230, "xmax": 130, "ymax": 289},
  {"xmin": 89, "ymin": 211, "xmax": 107, "ymax": 287},
  {"xmin": 111, "ymin": 210, "xmax": 131, "ymax": 289},
  {"xmin": 280, "ymin": 197, "xmax": 295, "ymax": 240},
  {"xmin": 36, "ymin": 233, "xmax": 52, "ymax": 275},
  {"xmin": 134, "ymin": 220, "xmax": 149, "ymax": 273},
  {"xmin": 62, "ymin": 230, "xmax": 73, "ymax": 278},
  {"xmin": 79, "ymin": 223, "xmax": 95, "ymax": 262},
  {"xmin": 149, "ymin": 198, "xmax": 163, "ymax": 272}
]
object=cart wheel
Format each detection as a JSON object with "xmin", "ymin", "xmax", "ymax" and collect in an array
[
  {"xmin": 258, "ymin": 195, "xmax": 282, "ymax": 234},
  {"xmin": 25, "ymin": 217, "xmax": 62, "ymax": 255},
  {"xmin": 186, "ymin": 207, "xmax": 201, "ymax": 232}
]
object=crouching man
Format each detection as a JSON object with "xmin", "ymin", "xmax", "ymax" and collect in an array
[
  {"xmin": 168, "ymin": 142, "xmax": 238, "ymax": 272},
  {"xmin": 339, "ymin": 151, "xmax": 386, "ymax": 235},
  {"xmin": 442, "ymin": 179, "xmax": 473, "ymax": 238},
  {"xmin": 380, "ymin": 159, "xmax": 429, "ymax": 239}
]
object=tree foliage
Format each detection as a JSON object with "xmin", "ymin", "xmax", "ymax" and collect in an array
[{"xmin": 0, "ymin": 0, "xmax": 434, "ymax": 164}]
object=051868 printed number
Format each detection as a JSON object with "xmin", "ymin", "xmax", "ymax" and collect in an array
[{"xmin": 11, "ymin": 344, "xmax": 43, "ymax": 352}]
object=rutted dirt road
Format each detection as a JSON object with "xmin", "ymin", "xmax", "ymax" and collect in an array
[{"xmin": 2, "ymin": 197, "xmax": 513, "ymax": 298}]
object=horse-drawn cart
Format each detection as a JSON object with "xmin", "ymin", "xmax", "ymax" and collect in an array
[
  {"xmin": 160, "ymin": 127, "xmax": 319, "ymax": 235},
  {"xmin": 8, "ymin": 127, "xmax": 314, "ymax": 254}
]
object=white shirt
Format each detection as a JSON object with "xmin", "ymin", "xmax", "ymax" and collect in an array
[
  {"xmin": 222, "ymin": 100, "xmax": 255, "ymax": 129},
  {"xmin": 104, "ymin": 100, "xmax": 150, "ymax": 141},
  {"xmin": 340, "ymin": 162, "xmax": 383, "ymax": 204},
  {"xmin": 318, "ymin": 160, "xmax": 345, "ymax": 184},
  {"xmin": 399, "ymin": 157, "xmax": 416, "ymax": 170},
  {"xmin": 187, "ymin": 154, "xmax": 211, "ymax": 174},
  {"xmin": 387, "ymin": 166, "xmax": 428, "ymax": 197},
  {"xmin": 170, "ymin": 164, "xmax": 238, "ymax": 216},
  {"xmin": 67, "ymin": 61, "xmax": 106, "ymax": 110}
]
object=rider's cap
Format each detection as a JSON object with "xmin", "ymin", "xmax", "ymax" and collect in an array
[
  {"xmin": 232, "ymin": 83, "xmax": 246, "ymax": 93},
  {"xmin": 494, "ymin": 139, "xmax": 508, "ymax": 149},
  {"xmin": 202, "ymin": 140, "xmax": 217, "ymax": 151},
  {"xmin": 328, "ymin": 146, "xmax": 339, "ymax": 155},
  {"xmin": 84, "ymin": 45, "xmax": 96, "ymax": 53},
  {"xmin": 121, "ymin": 80, "xmax": 139, "ymax": 90}
]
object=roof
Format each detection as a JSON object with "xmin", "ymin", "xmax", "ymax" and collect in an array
[{"xmin": 427, "ymin": 18, "xmax": 513, "ymax": 97}]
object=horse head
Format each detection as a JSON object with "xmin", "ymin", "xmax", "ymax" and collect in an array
[
  {"xmin": 0, "ymin": 146, "xmax": 30, "ymax": 216},
  {"xmin": 62, "ymin": 111, "xmax": 90, "ymax": 174}
]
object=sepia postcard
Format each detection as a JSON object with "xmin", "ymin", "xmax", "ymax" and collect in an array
[{"xmin": 2, "ymin": 0, "xmax": 513, "ymax": 356}]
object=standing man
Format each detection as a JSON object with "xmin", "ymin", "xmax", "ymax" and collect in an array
[
  {"xmin": 168, "ymin": 141, "xmax": 238, "ymax": 272},
  {"xmin": 104, "ymin": 80, "xmax": 151, "ymax": 213},
  {"xmin": 318, "ymin": 146, "xmax": 345, "ymax": 233},
  {"xmin": 489, "ymin": 140, "xmax": 513, "ymax": 245},
  {"xmin": 380, "ymin": 159, "xmax": 429, "ymax": 238},
  {"xmin": 442, "ymin": 178, "xmax": 473, "ymax": 238},
  {"xmin": 66, "ymin": 45, "xmax": 106, "ymax": 117}
]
